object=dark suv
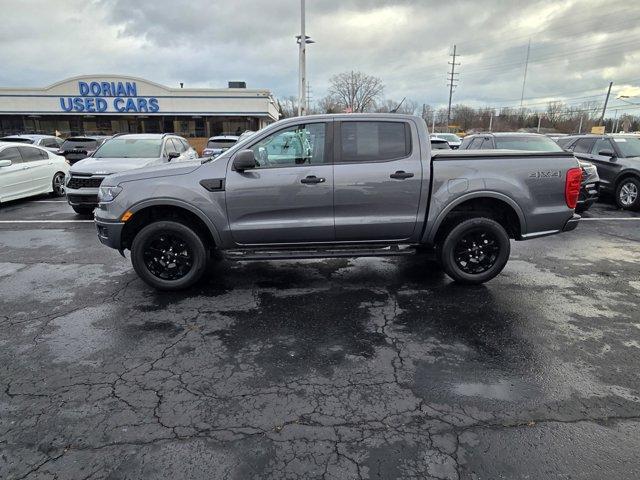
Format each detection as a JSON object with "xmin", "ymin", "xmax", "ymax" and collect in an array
[
  {"xmin": 559, "ymin": 134, "xmax": 640, "ymax": 210},
  {"xmin": 58, "ymin": 136, "xmax": 111, "ymax": 164},
  {"xmin": 460, "ymin": 132, "xmax": 599, "ymax": 213}
]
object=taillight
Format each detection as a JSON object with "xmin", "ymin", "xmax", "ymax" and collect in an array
[{"xmin": 565, "ymin": 167, "xmax": 582, "ymax": 209}]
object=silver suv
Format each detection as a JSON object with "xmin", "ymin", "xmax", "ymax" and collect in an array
[{"xmin": 66, "ymin": 133, "xmax": 197, "ymax": 214}]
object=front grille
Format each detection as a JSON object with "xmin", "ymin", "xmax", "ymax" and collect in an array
[
  {"xmin": 67, "ymin": 194, "xmax": 98, "ymax": 204},
  {"xmin": 67, "ymin": 176, "xmax": 104, "ymax": 189}
]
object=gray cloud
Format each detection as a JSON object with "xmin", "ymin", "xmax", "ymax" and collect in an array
[{"xmin": 1, "ymin": 0, "xmax": 639, "ymax": 113}]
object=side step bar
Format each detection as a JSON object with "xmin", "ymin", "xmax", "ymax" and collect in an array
[{"xmin": 224, "ymin": 244, "xmax": 420, "ymax": 261}]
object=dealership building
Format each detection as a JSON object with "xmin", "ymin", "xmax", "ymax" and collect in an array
[{"xmin": 0, "ymin": 75, "xmax": 280, "ymax": 137}]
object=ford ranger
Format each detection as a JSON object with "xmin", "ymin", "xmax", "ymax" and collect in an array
[{"xmin": 94, "ymin": 114, "xmax": 582, "ymax": 290}]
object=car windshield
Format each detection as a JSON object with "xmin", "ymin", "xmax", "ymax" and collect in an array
[
  {"xmin": 436, "ymin": 133, "xmax": 460, "ymax": 142},
  {"xmin": 207, "ymin": 139, "xmax": 237, "ymax": 149},
  {"xmin": 62, "ymin": 138, "xmax": 99, "ymax": 150},
  {"xmin": 1, "ymin": 137, "xmax": 34, "ymax": 144},
  {"xmin": 92, "ymin": 138, "xmax": 161, "ymax": 158},
  {"xmin": 431, "ymin": 141, "xmax": 450, "ymax": 149},
  {"xmin": 612, "ymin": 137, "xmax": 640, "ymax": 157},
  {"xmin": 495, "ymin": 136, "xmax": 563, "ymax": 152}
]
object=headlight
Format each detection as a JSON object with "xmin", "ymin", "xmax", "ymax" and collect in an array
[{"xmin": 98, "ymin": 185, "xmax": 123, "ymax": 202}]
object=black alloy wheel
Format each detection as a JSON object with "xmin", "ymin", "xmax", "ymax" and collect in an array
[
  {"xmin": 142, "ymin": 233, "xmax": 193, "ymax": 281},
  {"xmin": 131, "ymin": 220, "xmax": 208, "ymax": 290},
  {"xmin": 438, "ymin": 217, "xmax": 511, "ymax": 285},
  {"xmin": 453, "ymin": 230, "xmax": 500, "ymax": 274}
]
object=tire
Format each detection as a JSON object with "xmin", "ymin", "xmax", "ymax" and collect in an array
[
  {"xmin": 437, "ymin": 217, "xmax": 511, "ymax": 285},
  {"xmin": 51, "ymin": 172, "xmax": 66, "ymax": 197},
  {"xmin": 574, "ymin": 203, "xmax": 589, "ymax": 214},
  {"xmin": 615, "ymin": 177, "xmax": 640, "ymax": 210},
  {"xmin": 131, "ymin": 220, "xmax": 208, "ymax": 291},
  {"xmin": 72, "ymin": 205, "xmax": 94, "ymax": 215}
]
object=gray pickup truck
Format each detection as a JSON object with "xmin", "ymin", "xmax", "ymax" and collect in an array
[{"xmin": 95, "ymin": 114, "xmax": 582, "ymax": 290}]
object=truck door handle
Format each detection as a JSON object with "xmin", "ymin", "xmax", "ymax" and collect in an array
[
  {"xmin": 300, "ymin": 175, "xmax": 325, "ymax": 184},
  {"xmin": 390, "ymin": 171, "xmax": 414, "ymax": 179}
]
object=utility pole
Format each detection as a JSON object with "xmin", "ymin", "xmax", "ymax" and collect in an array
[
  {"xmin": 298, "ymin": 0, "xmax": 306, "ymax": 116},
  {"xmin": 598, "ymin": 81, "xmax": 613, "ymax": 126},
  {"xmin": 578, "ymin": 115, "xmax": 583, "ymax": 134},
  {"xmin": 519, "ymin": 39, "xmax": 531, "ymax": 110},
  {"xmin": 489, "ymin": 111, "xmax": 494, "ymax": 131},
  {"xmin": 432, "ymin": 111, "xmax": 436, "ymax": 134},
  {"xmin": 296, "ymin": 0, "xmax": 314, "ymax": 116},
  {"xmin": 306, "ymin": 83, "xmax": 312, "ymax": 112},
  {"xmin": 446, "ymin": 44, "xmax": 460, "ymax": 129},
  {"xmin": 537, "ymin": 114, "xmax": 542, "ymax": 133},
  {"xmin": 613, "ymin": 109, "xmax": 620, "ymax": 133}
]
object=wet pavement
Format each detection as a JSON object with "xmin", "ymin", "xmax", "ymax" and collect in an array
[{"xmin": 1, "ymin": 197, "xmax": 639, "ymax": 479}]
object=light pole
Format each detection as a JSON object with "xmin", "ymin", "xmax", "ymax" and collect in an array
[{"xmin": 297, "ymin": 0, "xmax": 315, "ymax": 116}]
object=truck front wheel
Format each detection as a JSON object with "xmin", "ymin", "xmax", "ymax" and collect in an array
[
  {"xmin": 438, "ymin": 217, "xmax": 510, "ymax": 285},
  {"xmin": 131, "ymin": 220, "xmax": 208, "ymax": 291}
]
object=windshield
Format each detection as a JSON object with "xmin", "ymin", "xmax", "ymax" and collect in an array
[
  {"xmin": 93, "ymin": 138, "xmax": 162, "ymax": 158},
  {"xmin": 1, "ymin": 137, "xmax": 34, "ymax": 144},
  {"xmin": 436, "ymin": 133, "xmax": 460, "ymax": 142},
  {"xmin": 62, "ymin": 138, "xmax": 99, "ymax": 150},
  {"xmin": 612, "ymin": 137, "xmax": 640, "ymax": 157},
  {"xmin": 207, "ymin": 139, "xmax": 237, "ymax": 149},
  {"xmin": 495, "ymin": 136, "xmax": 563, "ymax": 152},
  {"xmin": 431, "ymin": 141, "xmax": 450, "ymax": 150}
]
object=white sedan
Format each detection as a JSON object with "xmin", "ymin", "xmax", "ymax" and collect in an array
[{"xmin": 0, "ymin": 142, "xmax": 69, "ymax": 203}]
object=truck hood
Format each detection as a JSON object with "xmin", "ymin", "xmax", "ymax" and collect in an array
[
  {"xmin": 103, "ymin": 160, "xmax": 203, "ymax": 186},
  {"xmin": 70, "ymin": 157, "xmax": 162, "ymax": 175}
]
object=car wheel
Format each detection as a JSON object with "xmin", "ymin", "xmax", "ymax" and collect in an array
[
  {"xmin": 574, "ymin": 203, "xmax": 589, "ymax": 214},
  {"xmin": 72, "ymin": 205, "xmax": 94, "ymax": 215},
  {"xmin": 131, "ymin": 220, "xmax": 208, "ymax": 291},
  {"xmin": 615, "ymin": 177, "xmax": 640, "ymax": 210},
  {"xmin": 50, "ymin": 172, "xmax": 66, "ymax": 197},
  {"xmin": 438, "ymin": 217, "xmax": 510, "ymax": 285}
]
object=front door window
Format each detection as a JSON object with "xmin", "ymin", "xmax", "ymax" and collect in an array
[{"xmin": 249, "ymin": 123, "xmax": 326, "ymax": 168}]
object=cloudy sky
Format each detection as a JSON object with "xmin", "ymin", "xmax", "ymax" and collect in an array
[{"xmin": 1, "ymin": 0, "xmax": 639, "ymax": 114}]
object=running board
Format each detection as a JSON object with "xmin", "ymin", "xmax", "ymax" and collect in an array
[{"xmin": 224, "ymin": 244, "xmax": 418, "ymax": 261}]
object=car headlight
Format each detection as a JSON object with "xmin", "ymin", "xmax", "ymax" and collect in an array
[{"xmin": 98, "ymin": 185, "xmax": 123, "ymax": 202}]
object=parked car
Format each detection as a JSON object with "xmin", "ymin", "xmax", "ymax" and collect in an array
[
  {"xmin": 462, "ymin": 132, "xmax": 599, "ymax": 213},
  {"xmin": 0, "ymin": 134, "xmax": 63, "ymax": 152},
  {"xmin": 58, "ymin": 136, "xmax": 111, "ymax": 164},
  {"xmin": 202, "ymin": 135, "xmax": 239, "ymax": 158},
  {"xmin": 237, "ymin": 130, "xmax": 256, "ymax": 142},
  {"xmin": 0, "ymin": 142, "xmax": 68, "ymax": 203},
  {"xmin": 430, "ymin": 137, "xmax": 451, "ymax": 150},
  {"xmin": 560, "ymin": 134, "xmax": 640, "ymax": 210},
  {"xmin": 66, "ymin": 133, "xmax": 198, "ymax": 215},
  {"xmin": 95, "ymin": 114, "xmax": 581, "ymax": 290},
  {"xmin": 430, "ymin": 133, "xmax": 461, "ymax": 149}
]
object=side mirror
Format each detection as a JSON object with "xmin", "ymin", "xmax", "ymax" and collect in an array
[
  {"xmin": 0, "ymin": 159, "xmax": 11, "ymax": 167},
  {"xmin": 233, "ymin": 149, "xmax": 257, "ymax": 171},
  {"xmin": 598, "ymin": 149, "xmax": 615, "ymax": 158},
  {"xmin": 167, "ymin": 151, "xmax": 181, "ymax": 161}
]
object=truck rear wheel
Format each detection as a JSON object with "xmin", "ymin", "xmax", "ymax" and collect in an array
[
  {"xmin": 438, "ymin": 217, "xmax": 510, "ymax": 285},
  {"xmin": 131, "ymin": 220, "xmax": 208, "ymax": 291}
]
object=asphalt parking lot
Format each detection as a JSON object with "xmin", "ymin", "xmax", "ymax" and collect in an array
[{"xmin": 1, "ymin": 196, "xmax": 639, "ymax": 479}]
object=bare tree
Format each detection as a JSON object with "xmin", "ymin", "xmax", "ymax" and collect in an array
[
  {"xmin": 316, "ymin": 95, "xmax": 342, "ymax": 114},
  {"xmin": 328, "ymin": 70, "xmax": 384, "ymax": 112},
  {"xmin": 277, "ymin": 96, "xmax": 299, "ymax": 118},
  {"xmin": 375, "ymin": 98, "xmax": 419, "ymax": 115}
]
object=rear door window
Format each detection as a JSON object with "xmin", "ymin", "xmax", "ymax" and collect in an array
[
  {"xmin": 18, "ymin": 146, "xmax": 48, "ymax": 161},
  {"xmin": 0, "ymin": 146, "xmax": 22, "ymax": 163},
  {"xmin": 339, "ymin": 121, "xmax": 410, "ymax": 162},
  {"xmin": 572, "ymin": 138, "xmax": 597, "ymax": 154}
]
